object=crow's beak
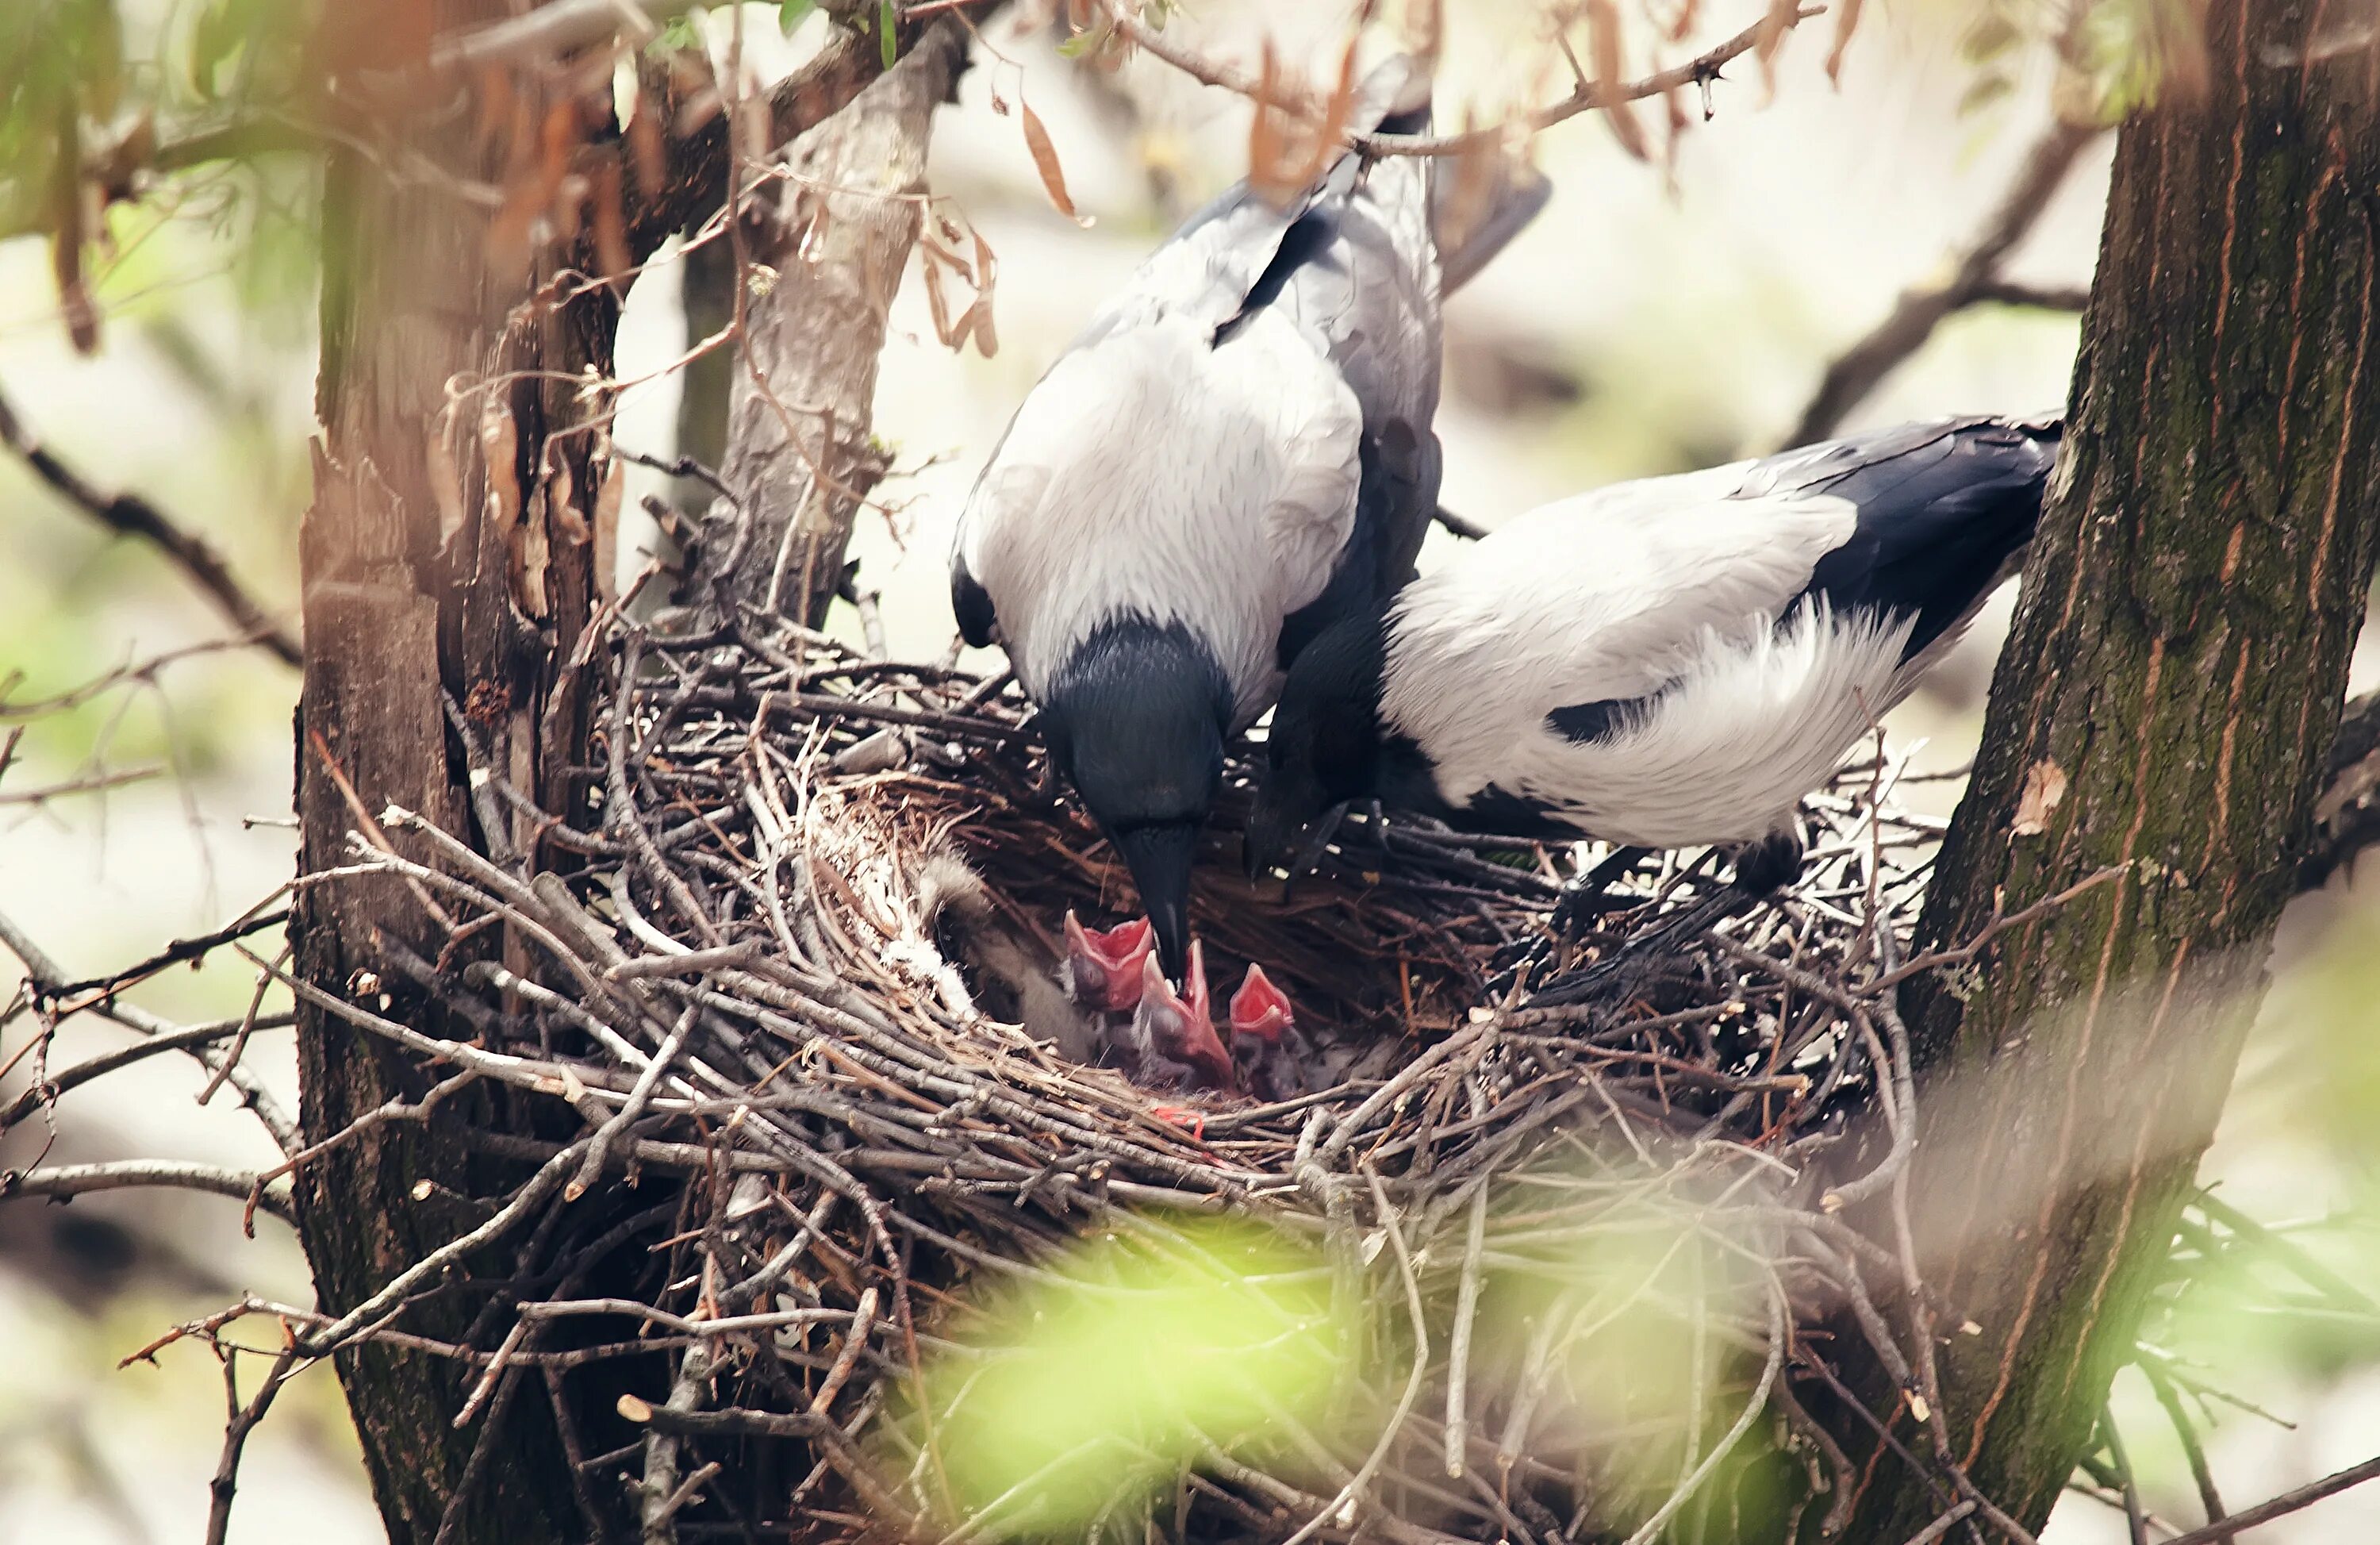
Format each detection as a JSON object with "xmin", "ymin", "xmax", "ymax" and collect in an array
[{"xmin": 1111, "ymin": 821, "xmax": 1198, "ymax": 979}]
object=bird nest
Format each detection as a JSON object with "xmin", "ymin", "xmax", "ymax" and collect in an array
[{"xmin": 304, "ymin": 608, "xmax": 1973, "ymax": 1544}]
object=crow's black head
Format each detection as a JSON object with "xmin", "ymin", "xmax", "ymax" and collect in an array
[
  {"xmin": 1041, "ymin": 617, "xmax": 1234, "ymax": 978},
  {"xmin": 1247, "ymin": 612, "xmax": 1389, "ymax": 881}
]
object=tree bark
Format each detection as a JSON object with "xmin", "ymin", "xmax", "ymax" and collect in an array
[
  {"xmin": 294, "ymin": 9, "xmax": 625, "ymax": 1540},
  {"xmin": 702, "ymin": 23, "xmax": 965, "ymax": 624},
  {"xmin": 1833, "ymin": 3, "xmax": 2380, "ymax": 1535},
  {"xmin": 292, "ymin": 12, "xmax": 969, "ymax": 1535}
]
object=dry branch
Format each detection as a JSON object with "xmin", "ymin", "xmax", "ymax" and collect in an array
[
  {"xmin": 0, "ymin": 379, "xmax": 300, "ymax": 666},
  {"xmin": 1101, "ymin": 1, "xmax": 1826, "ymax": 159},
  {"xmin": 701, "ymin": 22, "xmax": 968, "ymax": 621}
]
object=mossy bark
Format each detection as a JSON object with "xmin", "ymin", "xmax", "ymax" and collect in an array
[{"xmin": 1833, "ymin": 1, "xmax": 2380, "ymax": 1535}]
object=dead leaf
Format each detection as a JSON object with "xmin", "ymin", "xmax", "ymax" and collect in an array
[
  {"xmin": 1584, "ymin": 0, "xmax": 1649, "ymax": 161},
  {"xmin": 1019, "ymin": 102, "xmax": 1091, "ymax": 227},
  {"xmin": 2012, "ymin": 759, "xmax": 2068, "ymax": 837},
  {"xmin": 1757, "ymin": 0, "xmax": 1802, "ymax": 97},
  {"xmin": 1246, "ymin": 36, "xmax": 1358, "ymax": 208},
  {"xmin": 593, "ymin": 449, "xmax": 624, "ymax": 601},
  {"xmin": 1825, "ymin": 0, "xmax": 1868, "ymax": 82}
]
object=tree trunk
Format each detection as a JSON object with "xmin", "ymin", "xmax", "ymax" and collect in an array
[
  {"xmin": 291, "ymin": 12, "xmax": 963, "ymax": 1536},
  {"xmin": 1835, "ymin": 2, "xmax": 2380, "ymax": 1534},
  {"xmin": 294, "ymin": 10, "xmax": 622, "ymax": 1540},
  {"xmin": 701, "ymin": 23, "xmax": 965, "ymax": 624}
]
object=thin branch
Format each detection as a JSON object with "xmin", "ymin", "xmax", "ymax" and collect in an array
[
  {"xmin": 0, "ymin": 1014, "xmax": 297, "ymax": 1132},
  {"xmin": 48, "ymin": 906, "xmax": 292, "ymax": 1001},
  {"xmin": 0, "ymin": 1159, "xmax": 298, "ymax": 1224},
  {"xmin": 2143, "ymin": 1359, "xmax": 2232, "ymax": 1545},
  {"xmin": 1786, "ymin": 117, "xmax": 2103, "ymax": 446},
  {"xmin": 0, "ymin": 379, "xmax": 300, "ymax": 666},
  {"xmin": 0, "ymin": 906, "xmax": 300, "ymax": 1152},
  {"xmin": 1100, "ymin": 2, "xmax": 1824, "ymax": 159},
  {"xmin": 1432, "ymin": 504, "xmax": 1490, "ymax": 540},
  {"xmin": 1966, "ymin": 279, "xmax": 2091, "ymax": 311},
  {"xmin": 2156, "ymin": 1453, "xmax": 2380, "ymax": 1545},
  {"xmin": 205, "ymin": 1340, "xmax": 305, "ymax": 1545}
]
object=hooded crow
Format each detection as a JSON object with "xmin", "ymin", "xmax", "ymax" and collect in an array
[
  {"xmin": 950, "ymin": 56, "xmax": 1545, "ymax": 982},
  {"xmin": 1246, "ymin": 417, "xmax": 2061, "ymax": 895}
]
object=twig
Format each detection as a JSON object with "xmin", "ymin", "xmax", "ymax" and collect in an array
[
  {"xmin": 0, "ymin": 379, "xmax": 300, "ymax": 665},
  {"xmin": 1431, "ymin": 505, "xmax": 1490, "ymax": 540},
  {"xmin": 205, "ymin": 1339, "xmax": 305, "ymax": 1545},
  {"xmin": 0, "ymin": 1159, "xmax": 298, "ymax": 1224},
  {"xmin": 2144, "ymin": 1359, "xmax": 2232, "ymax": 1545},
  {"xmin": 48, "ymin": 906, "xmax": 292, "ymax": 1001},
  {"xmin": 0, "ymin": 1014, "xmax": 297, "ymax": 1132},
  {"xmin": 2100, "ymin": 1405, "xmax": 2152, "ymax": 1545},
  {"xmin": 1103, "ymin": 2, "xmax": 1825, "ymax": 159},
  {"xmin": 2156, "ymin": 1454, "xmax": 2380, "ymax": 1545},
  {"xmin": 1441, "ymin": 1182, "xmax": 1488, "ymax": 1478},
  {"xmin": 1860, "ymin": 864, "xmax": 2128, "ymax": 995},
  {"xmin": 1899, "ymin": 1501, "xmax": 1977, "ymax": 1545}
]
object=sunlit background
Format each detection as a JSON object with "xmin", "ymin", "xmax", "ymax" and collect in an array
[{"xmin": 2, "ymin": 1, "xmax": 2374, "ymax": 1539}]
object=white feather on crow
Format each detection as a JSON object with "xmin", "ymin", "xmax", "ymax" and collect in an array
[{"xmin": 1248, "ymin": 417, "xmax": 2063, "ymax": 891}]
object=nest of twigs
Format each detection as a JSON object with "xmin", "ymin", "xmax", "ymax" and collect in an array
[{"xmin": 311, "ymin": 605, "xmax": 1966, "ymax": 1544}]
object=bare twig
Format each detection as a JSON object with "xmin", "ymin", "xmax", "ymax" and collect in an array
[
  {"xmin": 2156, "ymin": 1453, "xmax": 2380, "ymax": 1545},
  {"xmin": 1103, "ymin": 2, "xmax": 1826, "ymax": 159},
  {"xmin": 0, "ymin": 1159, "xmax": 298, "ymax": 1224},
  {"xmin": 0, "ymin": 379, "xmax": 300, "ymax": 666}
]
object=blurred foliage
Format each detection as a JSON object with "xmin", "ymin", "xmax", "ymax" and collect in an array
[
  {"xmin": 902, "ymin": 1216, "xmax": 1353, "ymax": 1537},
  {"xmin": 1955, "ymin": 0, "xmax": 2220, "ymax": 126}
]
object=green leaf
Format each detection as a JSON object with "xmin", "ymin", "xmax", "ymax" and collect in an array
[
  {"xmin": 877, "ymin": 0, "xmax": 896, "ymax": 70},
  {"xmin": 777, "ymin": 0, "xmax": 813, "ymax": 33},
  {"xmin": 646, "ymin": 13, "xmax": 701, "ymax": 57},
  {"xmin": 1056, "ymin": 25, "xmax": 1108, "ymax": 59}
]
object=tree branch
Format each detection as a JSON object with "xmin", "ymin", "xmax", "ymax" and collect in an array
[
  {"xmin": 0, "ymin": 906, "xmax": 301, "ymax": 1154},
  {"xmin": 2155, "ymin": 1454, "xmax": 2380, "ymax": 1545},
  {"xmin": 1102, "ymin": 1, "xmax": 1823, "ymax": 158},
  {"xmin": 0, "ymin": 379, "xmax": 300, "ymax": 666},
  {"xmin": 1785, "ymin": 117, "xmax": 2103, "ymax": 447},
  {"xmin": 0, "ymin": 1160, "xmax": 298, "ymax": 1225}
]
